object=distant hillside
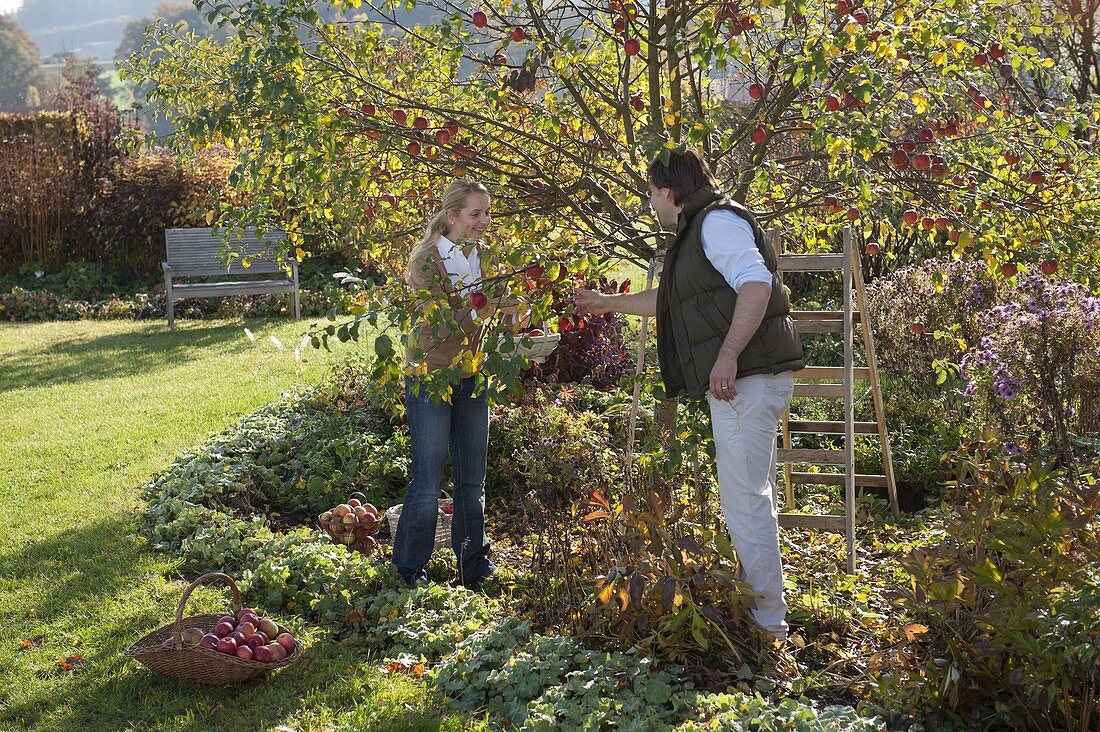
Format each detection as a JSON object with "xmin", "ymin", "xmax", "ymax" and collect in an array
[
  {"xmin": 16, "ymin": 0, "xmax": 160, "ymax": 58},
  {"xmin": 17, "ymin": 0, "xmax": 451, "ymax": 59}
]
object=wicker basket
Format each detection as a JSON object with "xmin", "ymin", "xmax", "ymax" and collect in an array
[
  {"xmin": 386, "ymin": 491, "xmax": 453, "ymax": 550},
  {"xmin": 124, "ymin": 572, "xmax": 301, "ymax": 685}
]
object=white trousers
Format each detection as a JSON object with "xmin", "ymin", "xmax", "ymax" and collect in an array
[{"xmin": 706, "ymin": 371, "xmax": 794, "ymax": 640}]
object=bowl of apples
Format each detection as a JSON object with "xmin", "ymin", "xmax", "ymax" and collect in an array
[
  {"xmin": 318, "ymin": 492, "xmax": 381, "ymax": 556},
  {"xmin": 515, "ymin": 326, "xmax": 560, "ymax": 363}
]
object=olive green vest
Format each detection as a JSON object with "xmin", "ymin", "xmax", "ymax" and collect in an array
[{"xmin": 656, "ymin": 185, "xmax": 804, "ymax": 399}]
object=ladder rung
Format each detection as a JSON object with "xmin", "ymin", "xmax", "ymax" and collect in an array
[
  {"xmin": 794, "ymin": 319, "xmax": 843, "ymax": 334},
  {"xmin": 790, "ymin": 311, "xmax": 861, "ymax": 322},
  {"xmin": 778, "ymin": 513, "xmax": 845, "ymax": 531},
  {"xmin": 793, "ymin": 384, "xmax": 847, "ymax": 398},
  {"xmin": 793, "ymin": 366, "xmax": 871, "ymax": 380},
  {"xmin": 777, "ymin": 254, "xmax": 845, "ymax": 271},
  {"xmin": 786, "ymin": 420, "xmax": 879, "ymax": 434},
  {"xmin": 787, "ymin": 472, "xmax": 889, "ymax": 488},
  {"xmin": 777, "ymin": 448, "xmax": 847, "ymax": 465}
]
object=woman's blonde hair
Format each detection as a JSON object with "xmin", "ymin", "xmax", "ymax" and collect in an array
[{"xmin": 406, "ymin": 178, "xmax": 491, "ymax": 288}]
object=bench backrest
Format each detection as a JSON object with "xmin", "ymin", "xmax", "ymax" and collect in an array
[{"xmin": 165, "ymin": 227, "xmax": 289, "ymax": 277}]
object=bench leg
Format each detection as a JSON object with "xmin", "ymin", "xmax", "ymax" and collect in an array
[
  {"xmin": 292, "ymin": 286, "xmax": 300, "ymax": 320},
  {"xmin": 166, "ymin": 292, "xmax": 175, "ymax": 331}
]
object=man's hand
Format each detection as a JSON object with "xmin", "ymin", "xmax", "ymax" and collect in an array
[
  {"xmin": 573, "ymin": 288, "xmax": 611, "ymax": 315},
  {"xmin": 709, "ymin": 352, "xmax": 739, "ymax": 401}
]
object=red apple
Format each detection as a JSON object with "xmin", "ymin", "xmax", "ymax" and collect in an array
[
  {"xmin": 902, "ymin": 209, "xmax": 919, "ymax": 226},
  {"xmin": 199, "ymin": 633, "xmax": 219, "ymax": 650},
  {"xmin": 912, "ymin": 153, "xmax": 931, "ymax": 171},
  {"xmin": 823, "ymin": 195, "xmax": 839, "ymax": 212},
  {"xmin": 442, "ymin": 503, "xmax": 455, "ymax": 515},
  {"xmin": 412, "ymin": 116, "xmax": 428, "ymax": 130},
  {"xmin": 245, "ymin": 632, "xmax": 269, "ymax": 649},
  {"xmin": 1027, "ymin": 170, "xmax": 1047, "ymax": 186},
  {"xmin": 972, "ymin": 53, "xmax": 988, "ymax": 67},
  {"xmin": 258, "ymin": 618, "xmax": 279, "ymax": 638},
  {"xmin": 909, "ymin": 322, "xmax": 925, "ymax": 334},
  {"xmin": 228, "ymin": 631, "xmax": 248, "ymax": 646},
  {"xmin": 846, "ymin": 207, "xmax": 861, "ymax": 221},
  {"xmin": 360, "ymin": 103, "xmax": 375, "ymax": 117},
  {"xmin": 891, "ymin": 149, "xmax": 909, "ymax": 170},
  {"xmin": 824, "ymin": 94, "xmax": 841, "ymax": 112},
  {"xmin": 391, "ymin": 108, "xmax": 408, "ymax": 125},
  {"xmin": 935, "ymin": 216, "xmax": 949, "ymax": 231},
  {"xmin": 866, "ymin": 242, "xmax": 880, "ymax": 255},
  {"xmin": 471, "ymin": 10, "xmax": 488, "ymax": 27},
  {"xmin": 748, "ymin": 83, "xmax": 764, "ymax": 100},
  {"xmin": 624, "ymin": 38, "xmax": 641, "ymax": 55},
  {"xmin": 435, "ymin": 128, "xmax": 452, "ymax": 145},
  {"xmin": 1004, "ymin": 151, "xmax": 1021, "ymax": 165},
  {"xmin": 1001, "ymin": 262, "xmax": 1018, "ymax": 277},
  {"xmin": 853, "ymin": 11, "xmax": 869, "ymax": 25},
  {"xmin": 511, "ymin": 27, "xmax": 526, "ymax": 42},
  {"xmin": 528, "ymin": 328, "xmax": 545, "ymax": 336},
  {"xmin": 406, "ymin": 141, "xmax": 421, "ymax": 156},
  {"xmin": 267, "ymin": 643, "xmax": 287, "ymax": 662},
  {"xmin": 989, "ymin": 43, "xmax": 1005, "ymax": 59},
  {"xmin": 217, "ymin": 614, "xmax": 236, "ymax": 627},
  {"xmin": 1041, "ymin": 260, "xmax": 1058, "ymax": 275},
  {"xmin": 276, "ymin": 633, "xmax": 297, "ymax": 653},
  {"xmin": 630, "ymin": 95, "xmax": 645, "ymax": 111},
  {"xmin": 217, "ymin": 637, "xmax": 238, "ymax": 655},
  {"xmin": 999, "ymin": 63, "xmax": 1014, "ymax": 79},
  {"xmin": 236, "ymin": 645, "xmax": 254, "ymax": 661},
  {"xmin": 468, "ymin": 291, "xmax": 488, "ymax": 309},
  {"xmin": 836, "ymin": 0, "xmax": 853, "ymax": 13},
  {"xmin": 213, "ymin": 622, "xmax": 235, "ymax": 638},
  {"xmin": 750, "ymin": 126, "xmax": 766, "ymax": 143},
  {"xmin": 920, "ymin": 216, "xmax": 935, "ymax": 231},
  {"xmin": 252, "ymin": 645, "xmax": 271, "ymax": 663}
]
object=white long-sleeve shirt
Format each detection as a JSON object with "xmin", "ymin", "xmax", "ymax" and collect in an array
[{"xmin": 699, "ymin": 209, "xmax": 773, "ymax": 292}]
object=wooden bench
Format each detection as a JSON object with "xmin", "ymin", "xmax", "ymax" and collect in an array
[{"xmin": 162, "ymin": 227, "xmax": 300, "ymax": 331}]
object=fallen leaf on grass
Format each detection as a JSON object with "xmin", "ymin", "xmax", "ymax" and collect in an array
[
  {"xmin": 58, "ymin": 653, "xmax": 85, "ymax": 671},
  {"xmin": 20, "ymin": 636, "xmax": 44, "ymax": 649},
  {"xmin": 384, "ymin": 660, "xmax": 425, "ymax": 676}
]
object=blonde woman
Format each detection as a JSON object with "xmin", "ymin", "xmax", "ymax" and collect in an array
[{"xmin": 393, "ymin": 178, "xmax": 513, "ymax": 588}]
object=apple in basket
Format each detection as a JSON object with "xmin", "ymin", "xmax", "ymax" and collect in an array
[
  {"xmin": 252, "ymin": 645, "xmax": 272, "ymax": 663},
  {"xmin": 181, "ymin": 627, "xmax": 204, "ymax": 646},
  {"xmin": 217, "ymin": 637, "xmax": 238, "ymax": 655},
  {"xmin": 199, "ymin": 633, "xmax": 219, "ymax": 650},
  {"xmin": 258, "ymin": 618, "xmax": 280, "ymax": 639},
  {"xmin": 442, "ymin": 502, "xmax": 454, "ymax": 515},
  {"xmin": 245, "ymin": 632, "xmax": 269, "ymax": 649}
]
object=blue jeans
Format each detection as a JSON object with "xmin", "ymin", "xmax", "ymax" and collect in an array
[{"xmin": 392, "ymin": 376, "xmax": 494, "ymax": 586}]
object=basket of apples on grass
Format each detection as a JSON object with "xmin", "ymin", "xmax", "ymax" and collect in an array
[
  {"xmin": 125, "ymin": 572, "xmax": 302, "ymax": 684},
  {"xmin": 318, "ymin": 492, "xmax": 381, "ymax": 555}
]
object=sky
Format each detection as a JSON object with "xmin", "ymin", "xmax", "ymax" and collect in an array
[{"xmin": 0, "ymin": 1, "xmax": 23, "ymax": 14}]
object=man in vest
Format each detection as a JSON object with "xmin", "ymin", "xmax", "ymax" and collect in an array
[{"xmin": 574, "ymin": 149, "xmax": 804, "ymax": 641}]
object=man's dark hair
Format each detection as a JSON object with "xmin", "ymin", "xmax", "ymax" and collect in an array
[{"xmin": 647, "ymin": 149, "xmax": 719, "ymax": 205}]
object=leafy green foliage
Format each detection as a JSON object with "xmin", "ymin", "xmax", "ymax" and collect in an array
[
  {"xmin": 434, "ymin": 618, "xmax": 691, "ymax": 730},
  {"xmin": 673, "ymin": 691, "xmax": 885, "ymax": 731},
  {"xmin": 875, "ymin": 445, "xmax": 1100, "ymax": 729}
]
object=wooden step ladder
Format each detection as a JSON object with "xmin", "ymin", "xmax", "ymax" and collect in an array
[{"xmin": 770, "ymin": 226, "xmax": 899, "ymax": 573}]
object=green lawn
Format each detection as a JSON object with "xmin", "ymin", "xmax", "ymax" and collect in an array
[{"xmin": 0, "ymin": 318, "xmax": 483, "ymax": 732}]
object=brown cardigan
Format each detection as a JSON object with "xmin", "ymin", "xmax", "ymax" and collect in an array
[{"xmin": 405, "ymin": 246, "xmax": 506, "ymax": 373}]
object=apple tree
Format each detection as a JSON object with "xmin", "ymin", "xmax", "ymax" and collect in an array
[{"xmin": 122, "ymin": 0, "xmax": 1100, "ymax": 396}]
